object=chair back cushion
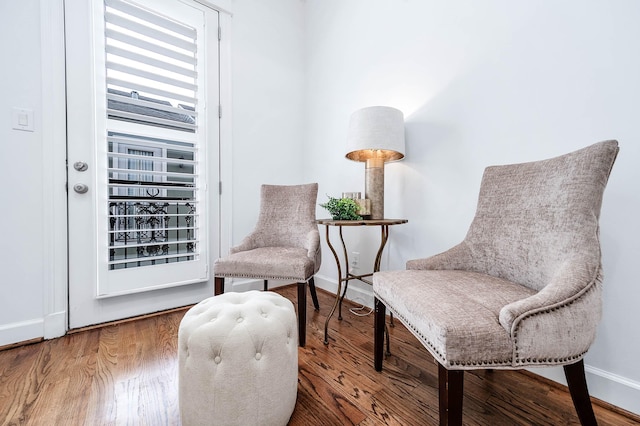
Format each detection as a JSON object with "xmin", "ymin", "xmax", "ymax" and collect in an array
[
  {"xmin": 463, "ymin": 140, "xmax": 618, "ymax": 291},
  {"xmin": 254, "ymin": 183, "xmax": 319, "ymax": 248}
]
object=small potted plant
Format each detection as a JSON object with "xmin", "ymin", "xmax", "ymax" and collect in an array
[{"xmin": 320, "ymin": 196, "xmax": 363, "ymax": 220}]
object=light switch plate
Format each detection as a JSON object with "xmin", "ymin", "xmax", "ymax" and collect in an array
[{"xmin": 12, "ymin": 107, "xmax": 35, "ymax": 132}]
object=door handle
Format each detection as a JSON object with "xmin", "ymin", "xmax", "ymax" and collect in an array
[{"xmin": 73, "ymin": 183, "xmax": 89, "ymax": 194}]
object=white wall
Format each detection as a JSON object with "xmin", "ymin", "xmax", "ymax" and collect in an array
[
  {"xmin": 0, "ymin": 1, "xmax": 49, "ymax": 343},
  {"xmin": 304, "ymin": 0, "xmax": 640, "ymax": 415},
  {"xmin": 226, "ymin": 0, "xmax": 308, "ymax": 242}
]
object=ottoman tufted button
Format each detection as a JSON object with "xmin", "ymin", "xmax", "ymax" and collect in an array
[
  {"xmin": 214, "ymin": 356, "xmax": 221, "ymax": 364},
  {"xmin": 255, "ymin": 352, "xmax": 262, "ymax": 360}
]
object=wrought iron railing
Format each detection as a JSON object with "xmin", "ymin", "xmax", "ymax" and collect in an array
[{"xmin": 108, "ymin": 199, "xmax": 196, "ymax": 269}]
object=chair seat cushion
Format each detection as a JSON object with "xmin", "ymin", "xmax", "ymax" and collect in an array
[
  {"xmin": 373, "ymin": 269, "xmax": 536, "ymax": 368},
  {"xmin": 214, "ymin": 247, "xmax": 315, "ymax": 281}
]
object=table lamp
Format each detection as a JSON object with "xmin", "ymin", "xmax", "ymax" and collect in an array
[{"xmin": 345, "ymin": 106, "xmax": 405, "ymax": 220}]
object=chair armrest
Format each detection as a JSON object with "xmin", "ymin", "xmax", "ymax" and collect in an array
[
  {"xmin": 406, "ymin": 242, "xmax": 473, "ymax": 270},
  {"xmin": 304, "ymin": 229, "xmax": 320, "ymax": 259},
  {"xmin": 499, "ymin": 258, "xmax": 603, "ymax": 362},
  {"xmin": 305, "ymin": 229, "xmax": 321, "ymax": 274},
  {"xmin": 230, "ymin": 232, "xmax": 261, "ymax": 254},
  {"xmin": 499, "ymin": 258, "xmax": 599, "ymax": 330}
]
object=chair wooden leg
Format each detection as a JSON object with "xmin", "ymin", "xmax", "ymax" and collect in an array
[
  {"xmin": 263, "ymin": 279, "xmax": 268, "ymax": 291},
  {"xmin": 214, "ymin": 277, "xmax": 225, "ymax": 295},
  {"xmin": 564, "ymin": 359, "xmax": 598, "ymax": 426},
  {"xmin": 438, "ymin": 363, "xmax": 464, "ymax": 426},
  {"xmin": 297, "ymin": 281, "xmax": 307, "ymax": 347},
  {"xmin": 374, "ymin": 298, "xmax": 386, "ymax": 371},
  {"xmin": 309, "ymin": 277, "xmax": 320, "ymax": 311}
]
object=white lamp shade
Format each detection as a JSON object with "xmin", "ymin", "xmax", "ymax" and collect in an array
[{"xmin": 345, "ymin": 106, "xmax": 405, "ymax": 162}]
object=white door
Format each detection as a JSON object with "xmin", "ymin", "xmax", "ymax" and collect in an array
[{"xmin": 66, "ymin": 0, "xmax": 220, "ymax": 328}]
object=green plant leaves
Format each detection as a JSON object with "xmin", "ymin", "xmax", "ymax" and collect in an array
[{"xmin": 320, "ymin": 196, "xmax": 362, "ymax": 220}]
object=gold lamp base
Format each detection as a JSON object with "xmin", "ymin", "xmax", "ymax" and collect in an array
[{"xmin": 365, "ymin": 158, "xmax": 385, "ymax": 220}]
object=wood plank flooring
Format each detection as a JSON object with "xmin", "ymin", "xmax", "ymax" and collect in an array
[{"xmin": 1, "ymin": 285, "xmax": 638, "ymax": 425}]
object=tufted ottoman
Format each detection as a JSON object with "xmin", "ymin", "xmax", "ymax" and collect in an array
[{"xmin": 178, "ymin": 290, "xmax": 299, "ymax": 426}]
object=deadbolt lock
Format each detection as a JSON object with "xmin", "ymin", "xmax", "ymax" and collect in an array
[{"xmin": 73, "ymin": 161, "xmax": 89, "ymax": 172}]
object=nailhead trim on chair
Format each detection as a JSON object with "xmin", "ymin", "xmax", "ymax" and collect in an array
[
  {"xmin": 377, "ymin": 290, "xmax": 592, "ymax": 369},
  {"xmin": 382, "ymin": 303, "xmax": 446, "ymax": 363},
  {"xmin": 215, "ymin": 273, "xmax": 311, "ymax": 281},
  {"xmin": 512, "ymin": 280, "xmax": 599, "ymax": 365}
]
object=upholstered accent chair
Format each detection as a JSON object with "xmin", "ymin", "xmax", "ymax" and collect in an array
[
  {"xmin": 373, "ymin": 141, "xmax": 619, "ymax": 425},
  {"xmin": 213, "ymin": 183, "xmax": 321, "ymax": 347}
]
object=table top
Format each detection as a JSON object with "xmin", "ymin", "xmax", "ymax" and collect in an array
[{"xmin": 316, "ymin": 218, "xmax": 408, "ymax": 226}]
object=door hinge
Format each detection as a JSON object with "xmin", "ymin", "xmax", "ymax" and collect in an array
[
  {"xmin": 218, "ymin": 105, "xmax": 222, "ymax": 118},
  {"xmin": 219, "ymin": 181, "xmax": 222, "ymax": 194},
  {"xmin": 218, "ymin": 26, "xmax": 222, "ymax": 41}
]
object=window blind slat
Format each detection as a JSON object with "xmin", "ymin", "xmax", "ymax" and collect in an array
[
  {"xmin": 105, "ymin": 12, "xmax": 196, "ymax": 53},
  {"xmin": 105, "ymin": 29, "xmax": 196, "ymax": 65},
  {"xmin": 108, "ymin": 197, "xmax": 200, "ymax": 204},
  {"xmin": 106, "ymin": 46, "xmax": 197, "ymax": 79},
  {"xmin": 108, "ymin": 93, "xmax": 197, "ymax": 119},
  {"xmin": 107, "ymin": 134, "xmax": 195, "ymax": 150},
  {"xmin": 109, "ymin": 168, "xmax": 196, "ymax": 180},
  {"xmin": 110, "ymin": 239, "xmax": 198, "ymax": 250},
  {"xmin": 105, "ymin": 0, "xmax": 197, "ymax": 39},
  {"xmin": 109, "ymin": 152, "xmax": 196, "ymax": 165},
  {"xmin": 109, "ymin": 252, "xmax": 199, "ymax": 266},
  {"xmin": 109, "ymin": 215, "xmax": 196, "ymax": 222},
  {"xmin": 109, "ymin": 183, "xmax": 195, "ymax": 191},
  {"xmin": 108, "ymin": 225, "xmax": 195, "ymax": 235},
  {"xmin": 107, "ymin": 109, "xmax": 197, "ymax": 131},
  {"xmin": 107, "ymin": 62, "xmax": 197, "ymax": 92},
  {"xmin": 109, "ymin": 256, "xmax": 198, "ymax": 267},
  {"xmin": 107, "ymin": 77, "xmax": 196, "ymax": 104}
]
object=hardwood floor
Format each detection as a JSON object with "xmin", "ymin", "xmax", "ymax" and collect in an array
[{"xmin": 1, "ymin": 285, "xmax": 638, "ymax": 425}]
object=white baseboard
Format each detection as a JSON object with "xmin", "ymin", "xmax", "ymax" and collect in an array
[
  {"xmin": 585, "ymin": 365, "xmax": 640, "ymax": 415},
  {"xmin": 315, "ymin": 274, "xmax": 640, "ymax": 417},
  {"xmin": 44, "ymin": 310, "xmax": 66, "ymax": 339},
  {"xmin": 531, "ymin": 365, "xmax": 640, "ymax": 416},
  {"xmin": 314, "ymin": 273, "xmax": 375, "ymax": 308},
  {"xmin": 0, "ymin": 318, "xmax": 44, "ymax": 346}
]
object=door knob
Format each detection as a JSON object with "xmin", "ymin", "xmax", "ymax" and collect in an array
[{"xmin": 73, "ymin": 183, "xmax": 89, "ymax": 194}]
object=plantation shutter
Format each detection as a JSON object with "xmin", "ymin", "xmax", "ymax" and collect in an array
[
  {"xmin": 104, "ymin": 0, "xmax": 204, "ymax": 273},
  {"xmin": 105, "ymin": 0, "xmax": 198, "ymax": 131}
]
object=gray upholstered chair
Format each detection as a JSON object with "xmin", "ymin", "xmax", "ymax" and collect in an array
[
  {"xmin": 213, "ymin": 183, "xmax": 321, "ymax": 347},
  {"xmin": 373, "ymin": 141, "xmax": 619, "ymax": 425}
]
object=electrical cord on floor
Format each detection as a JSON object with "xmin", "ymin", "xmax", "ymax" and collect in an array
[{"xmin": 348, "ymin": 297, "xmax": 373, "ymax": 316}]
